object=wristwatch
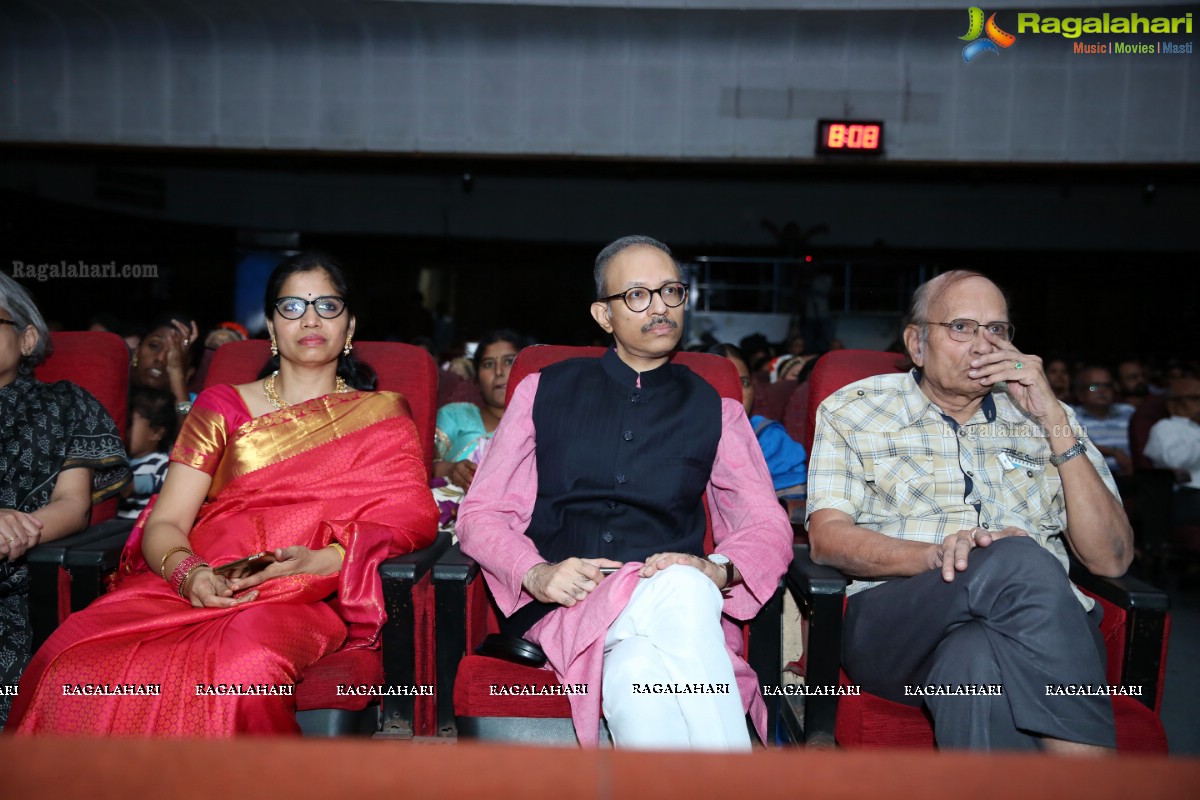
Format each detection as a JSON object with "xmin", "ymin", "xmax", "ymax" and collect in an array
[
  {"xmin": 1049, "ymin": 439, "xmax": 1087, "ymax": 467},
  {"xmin": 707, "ymin": 554, "xmax": 736, "ymax": 590}
]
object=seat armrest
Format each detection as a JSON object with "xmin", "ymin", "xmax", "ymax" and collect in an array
[
  {"xmin": 1069, "ymin": 559, "xmax": 1169, "ymax": 712},
  {"xmin": 747, "ymin": 581, "xmax": 786, "ymax": 743},
  {"xmin": 788, "ymin": 544, "xmax": 849, "ymax": 599},
  {"xmin": 27, "ymin": 517, "xmax": 137, "ymax": 651},
  {"xmin": 379, "ymin": 531, "xmax": 452, "ymax": 583},
  {"xmin": 1067, "ymin": 562, "xmax": 1169, "ymax": 613},
  {"xmin": 431, "ymin": 541, "xmax": 480, "ymax": 584},
  {"xmin": 431, "ymin": 542, "xmax": 481, "ymax": 735},
  {"xmin": 379, "ymin": 531, "xmax": 451, "ymax": 735},
  {"xmin": 26, "ymin": 518, "xmax": 134, "ymax": 566},
  {"xmin": 783, "ymin": 544, "xmax": 847, "ymax": 746},
  {"xmin": 62, "ymin": 520, "xmax": 135, "ymax": 615}
]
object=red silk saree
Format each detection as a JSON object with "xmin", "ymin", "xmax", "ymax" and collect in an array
[{"xmin": 9, "ymin": 384, "xmax": 437, "ymax": 735}]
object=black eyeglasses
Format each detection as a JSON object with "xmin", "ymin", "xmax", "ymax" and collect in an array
[
  {"xmin": 598, "ymin": 282, "xmax": 688, "ymax": 313},
  {"xmin": 1086, "ymin": 382, "xmax": 1115, "ymax": 393},
  {"xmin": 274, "ymin": 296, "xmax": 347, "ymax": 320},
  {"xmin": 931, "ymin": 318, "xmax": 1015, "ymax": 343}
]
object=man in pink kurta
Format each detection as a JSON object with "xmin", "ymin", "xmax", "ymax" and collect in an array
[{"xmin": 457, "ymin": 236, "xmax": 792, "ymax": 748}]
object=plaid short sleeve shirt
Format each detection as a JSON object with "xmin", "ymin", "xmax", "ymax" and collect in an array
[{"xmin": 806, "ymin": 370, "xmax": 1119, "ymax": 608}]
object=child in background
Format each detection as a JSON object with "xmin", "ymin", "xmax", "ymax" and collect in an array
[{"xmin": 118, "ymin": 386, "xmax": 178, "ymax": 520}]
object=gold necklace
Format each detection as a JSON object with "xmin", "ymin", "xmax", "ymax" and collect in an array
[{"xmin": 263, "ymin": 371, "xmax": 348, "ymax": 410}]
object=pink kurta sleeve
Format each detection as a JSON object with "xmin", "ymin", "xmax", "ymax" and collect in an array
[
  {"xmin": 456, "ymin": 374, "xmax": 549, "ymax": 616},
  {"xmin": 707, "ymin": 397, "xmax": 795, "ymax": 620}
]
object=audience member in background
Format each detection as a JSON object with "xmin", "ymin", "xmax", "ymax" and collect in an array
[
  {"xmin": 9, "ymin": 251, "xmax": 438, "ymax": 736},
  {"xmin": 131, "ymin": 314, "xmax": 201, "ymax": 419},
  {"xmin": 739, "ymin": 333, "xmax": 774, "ymax": 375},
  {"xmin": 203, "ymin": 321, "xmax": 248, "ymax": 350},
  {"xmin": 445, "ymin": 354, "xmax": 475, "ymax": 383},
  {"xmin": 1162, "ymin": 358, "xmax": 1192, "ymax": 384},
  {"xmin": 434, "ymin": 329, "xmax": 522, "ymax": 491},
  {"xmin": 784, "ymin": 333, "xmax": 807, "ymax": 358},
  {"xmin": 1073, "ymin": 365, "xmax": 1134, "ymax": 478},
  {"xmin": 1115, "ymin": 358, "xmax": 1153, "ymax": 409},
  {"xmin": 1, "ymin": 273, "xmax": 129, "ymax": 727},
  {"xmin": 1044, "ymin": 355, "xmax": 1075, "ymax": 405},
  {"xmin": 768, "ymin": 352, "xmax": 814, "ymax": 384},
  {"xmin": 711, "ymin": 344, "xmax": 807, "ymax": 519},
  {"xmin": 1144, "ymin": 371, "xmax": 1200, "ymax": 525},
  {"xmin": 431, "ymin": 331, "xmax": 522, "ymax": 530},
  {"xmin": 189, "ymin": 321, "xmax": 250, "ymax": 393},
  {"xmin": 118, "ymin": 386, "xmax": 178, "ymax": 521}
]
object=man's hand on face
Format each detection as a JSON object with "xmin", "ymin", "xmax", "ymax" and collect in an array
[
  {"xmin": 966, "ymin": 333, "xmax": 1062, "ymax": 424},
  {"xmin": 523, "ymin": 557, "xmax": 624, "ymax": 607},
  {"xmin": 926, "ymin": 526, "xmax": 1028, "ymax": 581}
]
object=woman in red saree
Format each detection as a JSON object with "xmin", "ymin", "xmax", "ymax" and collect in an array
[{"xmin": 9, "ymin": 253, "xmax": 438, "ymax": 735}]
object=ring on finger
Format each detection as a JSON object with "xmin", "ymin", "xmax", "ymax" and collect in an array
[{"xmin": 1014, "ymin": 361, "xmax": 1024, "ymax": 370}]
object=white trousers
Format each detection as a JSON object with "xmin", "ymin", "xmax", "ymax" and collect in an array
[{"xmin": 600, "ymin": 566, "xmax": 752, "ymax": 751}]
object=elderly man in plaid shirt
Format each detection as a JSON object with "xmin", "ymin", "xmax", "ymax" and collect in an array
[{"xmin": 807, "ymin": 270, "xmax": 1132, "ymax": 753}]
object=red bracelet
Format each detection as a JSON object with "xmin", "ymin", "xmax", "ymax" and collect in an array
[{"xmin": 170, "ymin": 554, "xmax": 208, "ymax": 597}]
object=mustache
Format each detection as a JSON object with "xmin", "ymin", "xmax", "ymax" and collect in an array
[{"xmin": 641, "ymin": 316, "xmax": 678, "ymax": 333}]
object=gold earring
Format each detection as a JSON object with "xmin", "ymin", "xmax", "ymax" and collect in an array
[
  {"xmin": 343, "ymin": 335, "xmax": 353, "ymax": 357},
  {"xmin": 131, "ymin": 353, "xmax": 138, "ymax": 368},
  {"xmin": 270, "ymin": 336, "xmax": 278, "ymax": 357}
]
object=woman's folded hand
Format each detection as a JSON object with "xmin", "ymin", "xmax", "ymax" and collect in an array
[
  {"xmin": 225, "ymin": 545, "xmax": 342, "ymax": 593},
  {"xmin": 184, "ymin": 567, "xmax": 258, "ymax": 609}
]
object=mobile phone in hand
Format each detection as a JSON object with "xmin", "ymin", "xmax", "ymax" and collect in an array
[{"xmin": 212, "ymin": 551, "xmax": 276, "ymax": 580}]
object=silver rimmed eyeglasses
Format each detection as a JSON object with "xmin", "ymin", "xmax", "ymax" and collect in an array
[
  {"xmin": 274, "ymin": 296, "xmax": 347, "ymax": 320},
  {"xmin": 598, "ymin": 282, "xmax": 688, "ymax": 313},
  {"xmin": 931, "ymin": 318, "xmax": 1015, "ymax": 343}
]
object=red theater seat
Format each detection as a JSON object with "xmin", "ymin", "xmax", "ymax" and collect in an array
[{"xmin": 27, "ymin": 331, "xmax": 133, "ymax": 650}]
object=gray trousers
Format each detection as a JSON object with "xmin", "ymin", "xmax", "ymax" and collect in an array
[{"xmin": 843, "ymin": 536, "xmax": 1116, "ymax": 750}]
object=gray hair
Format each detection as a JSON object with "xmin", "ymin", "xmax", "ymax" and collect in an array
[
  {"xmin": 904, "ymin": 269, "xmax": 1000, "ymax": 359},
  {"xmin": 0, "ymin": 272, "xmax": 51, "ymax": 375},
  {"xmin": 593, "ymin": 235, "xmax": 677, "ymax": 299}
]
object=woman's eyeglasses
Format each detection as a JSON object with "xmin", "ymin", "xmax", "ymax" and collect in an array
[{"xmin": 274, "ymin": 296, "xmax": 347, "ymax": 320}]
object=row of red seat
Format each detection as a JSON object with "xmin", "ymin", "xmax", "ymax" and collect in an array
[{"xmin": 28, "ymin": 334, "xmax": 1171, "ymax": 751}]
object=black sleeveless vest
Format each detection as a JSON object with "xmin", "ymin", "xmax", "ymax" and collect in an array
[{"xmin": 502, "ymin": 348, "xmax": 722, "ymax": 635}]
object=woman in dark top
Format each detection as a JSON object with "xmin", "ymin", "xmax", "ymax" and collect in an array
[{"xmin": 0, "ymin": 273, "xmax": 128, "ymax": 727}]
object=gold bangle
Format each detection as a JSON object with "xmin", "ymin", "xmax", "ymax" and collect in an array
[
  {"xmin": 177, "ymin": 562, "xmax": 210, "ymax": 599},
  {"xmin": 327, "ymin": 542, "xmax": 346, "ymax": 561},
  {"xmin": 159, "ymin": 546, "xmax": 194, "ymax": 580}
]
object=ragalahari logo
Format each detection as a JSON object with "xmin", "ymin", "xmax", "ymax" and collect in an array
[{"xmin": 960, "ymin": 7, "xmax": 1017, "ymax": 62}]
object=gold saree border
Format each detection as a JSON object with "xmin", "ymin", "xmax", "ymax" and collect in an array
[{"xmin": 209, "ymin": 391, "xmax": 410, "ymax": 495}]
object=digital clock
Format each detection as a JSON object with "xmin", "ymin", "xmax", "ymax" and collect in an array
[{"xmin": 816, "ymin": 120, "xmax": 884, "ymax": 155}]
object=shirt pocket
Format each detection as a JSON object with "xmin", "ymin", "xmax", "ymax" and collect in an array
[
  {"xmin": 996, "ymin": 457, "xmax": 1062, "ymax": 531},
  {"xmin": 865, "ymin": 454, "xmax": 938, "ymax": 517}
]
